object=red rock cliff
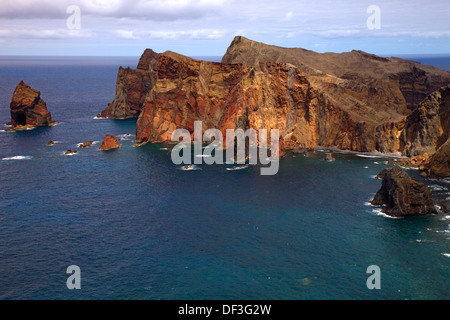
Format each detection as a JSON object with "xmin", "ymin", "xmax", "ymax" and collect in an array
[
  {"xmin": 100, "ymin": 37, "xmax": 450, "ymax": 155},
  {"xmin": 8, "ymin": 81, "xmax": 56, "ymax": 128}
]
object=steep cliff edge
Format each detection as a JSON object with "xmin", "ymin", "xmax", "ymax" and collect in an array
[
  {"xmin": 133, "ymin": 51, "xmax": 383, "ymax": 151},
  {"xmin": 401, "ymin": 85, "xmax": 449, "ymax": 156},
  {"xmin": 98, "ymin": 49, "xmax": 160, "ymax": 119},
  {"xmin": 100, "ymin": 37, "xmax": 450, "ymax": 157}
]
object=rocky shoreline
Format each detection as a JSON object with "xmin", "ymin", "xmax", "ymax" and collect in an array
[
  {"xmin": 99, "ymin": 37, "xmax": 450, "ymax": 157},
  {"xmin": 4, "ymin": 37, "xmax": 449, "ymax": 216}
]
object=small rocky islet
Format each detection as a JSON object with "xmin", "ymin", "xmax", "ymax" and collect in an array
[
  {"xmin": 371, "ymin": 166, "xmax": 438, "ymax": 217},
  {"xmin": 5, "ymin": 81, "xmax": 58, "ymax": 131}
]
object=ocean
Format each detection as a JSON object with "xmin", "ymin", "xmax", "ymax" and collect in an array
[{"xmin": 0, "ymin": 56, "xmax": 448, "ymax": 300}]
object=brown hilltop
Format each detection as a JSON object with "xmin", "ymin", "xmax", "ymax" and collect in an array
[
  {"xmin": 99, "ymin": 37, "xmax": 450, "ymax": 159},
  {"xmin": 222, "ymin": 36, "xmax": 450, "ymax": 112}
]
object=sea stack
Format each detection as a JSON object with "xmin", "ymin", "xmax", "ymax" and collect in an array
[
  {"xmin": 99, "ymin": 135, "xmax": 121, "ymax": 150},
  {"xmin": 371, "ymin": 166, "xmax": 437, "ymax": 217},
  {"xmin": 7, "ymin": 81, "xmax": 58, "ymax": 130}
]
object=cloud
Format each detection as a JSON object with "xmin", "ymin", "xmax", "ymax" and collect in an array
[
  {"xmin": 148, "ymin": 29, "xmax": 226, "ymax": 40},
  {"xmin": 316, "ymin": 29, "xmax": 361, "ymax": 38},
  {"xmin": 370, "ymin": 31, "xmax": 450, "ymax": 38},
  {"xmin": 0, "ymin": 0, "xmax": 69, "ymax": 19},
  {"xmin": 283, "ymin": 11, "xmax": 293, "ymax": 22},
  {"xmin": 0, "ymin": 0, "xmax": 228, "ymax": 21},
  {"xmin": 112, "ymin": 28, "xmax": 226, "ymax": 40},
  {"xmin": 114, "ymin": 29, "xmax": 139, "ymax": 40},
  {"xmin": 0, "ymin": 28, "xmax": 95, "ymax": 39}
]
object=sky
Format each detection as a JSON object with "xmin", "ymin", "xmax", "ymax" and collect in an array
[{"xmin": 0, "ymin": 0, "xmax": 449, "ymax": 57}]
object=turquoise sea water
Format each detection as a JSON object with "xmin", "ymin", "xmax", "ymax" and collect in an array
[{"xmin": 0, "ymin": 56, "xmax": 448, "ymax": 300}]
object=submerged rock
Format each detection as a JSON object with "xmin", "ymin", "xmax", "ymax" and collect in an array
[
  {"xmin": 99, "ymin": 135, "xmax": 121, "ymax": 150},
  {"xmin": 47, "ymin": 140, "xmax": 55, "ymax": 146},
  {"xmin": 371, "ymin": 166, "xmax": 437, "ymax": 217},
  {"xmin": 7, "ymin": 81, "xmax": 58, "ymax": 130},
  {"xmin": 79, "ymin": 141, "xmax": 93, "ymax": 148},
  {"xmin": 324, "ymin": 153, "xmax": 335, "ymax": 162}
]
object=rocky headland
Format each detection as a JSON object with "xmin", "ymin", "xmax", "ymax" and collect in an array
[
  {"xmin": 99, "ymin": 37, "xmax": 449, "ymax": 166},
  {"xmin": 6, "ymin": 81, "xmax": 58, "ymax": 131}
]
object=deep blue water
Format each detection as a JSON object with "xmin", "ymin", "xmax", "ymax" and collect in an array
[{"xmin": 0, "ymin": 56, "xmax": 449, "ymax": 300}]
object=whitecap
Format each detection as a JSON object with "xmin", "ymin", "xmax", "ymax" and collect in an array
[
  {"xmin": 93, "ymin": 116, "xmax": 106, "ymax": 119},
  {"xmin": 227, "ymin": 165, "xmax": 249, "ymax": 171},
  {"xmin": 399, "ymin": 165, "xmax": 419, "ymax": 170},
  {"xmin": 117, "ymin": 133, "xmax": 134, "ymax": 141},
  {"xmin": 429, "ymin": 184, "xmax": 448, "ymax": 192},
  {"xmin": 357, "ymin": 154, "xmax": 383, "ymax": 158},
  {"xmin": 442, "ymin": 253, "xmax": 450, "ymax": 258},
  {"xmin": 180, "ymin": 165, "xmax": 200, "ymax": 171},
  {"xmin": 63, "ymin": 152, "xmax": 78, "ymax": 156},
  {"xmin": 371, "ymin": 208, "xmax": 400, "ymax": 219},
  {"xmin": 76, "ymin": 142, "xmax": 90, "ymax": 148},
  {"xmin": 370, "ymin": 175, "xmax": 378, "ymax": 179},
  {"xmin": 373, "ymin": 162, "xmax": 380, "ymax": 165},
  {"xmin": 364, "ymin": 166, "xmax": 369, "ymax": 169},
  {"xmin": 160, "ymin": 147, "xmax": 170, "ymax": 151},
  {"xmin": 2, "ymin": 155, "xmax": 32, "ymax": 160}
]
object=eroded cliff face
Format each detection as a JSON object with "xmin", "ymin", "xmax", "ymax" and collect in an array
[
  {"xmin": 100, "ymin": 37, "xmax": 450, "ymax": 157},
  {"xmin": 98, "ymin": 49, "xmax": 160, "ymax": 119},
  {"xmin": 401, "ymin": 85, "xmax": 450, "ymax": 157},
  {"xmin": 133, "ymin": 51, "xmax": 397, "ymax": 152},
  {"xmin": 8, "ymin": 81, "xmax": 56, "ymax": 128}
]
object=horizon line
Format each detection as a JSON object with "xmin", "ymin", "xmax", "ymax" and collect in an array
[{"xmin": 1, "ymin": 53, "xmax": 450, "ymax": 58}]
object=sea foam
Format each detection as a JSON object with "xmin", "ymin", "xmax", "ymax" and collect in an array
[{"xmin": 2, "ymin": 156, "xmax": 32, "ymax": 160}]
